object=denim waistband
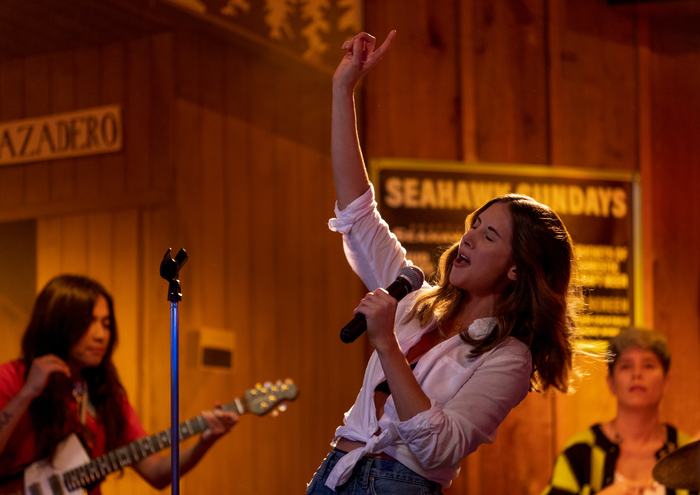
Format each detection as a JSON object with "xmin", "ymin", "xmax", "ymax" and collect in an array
[{"xmin": 337, "ymin": 448, "xmax": 440, "ymax": 489}]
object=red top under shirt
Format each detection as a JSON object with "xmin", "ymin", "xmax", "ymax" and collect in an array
[{"xmin": 0, "ymin": 360, "xmax": 148, "ymax": 494}]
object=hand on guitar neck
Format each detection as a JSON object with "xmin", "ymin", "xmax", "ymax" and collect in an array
[{"xmin": 193, "ymin": 403, "xmax": 239, "ymax": 448}]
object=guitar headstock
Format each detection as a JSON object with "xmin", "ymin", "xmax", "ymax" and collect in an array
[{"xmin": 246, "ymin": 379, "xmax": 298, "ymax": 416}]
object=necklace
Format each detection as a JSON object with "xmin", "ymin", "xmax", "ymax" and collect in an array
[{"xmin": 72, "ymin": 379, "xmax": 88, "ymax": 425}]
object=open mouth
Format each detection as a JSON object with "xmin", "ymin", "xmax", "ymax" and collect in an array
[{"xmin": 455, "ymin": 252, "xmax": 471, "ymax": 266}]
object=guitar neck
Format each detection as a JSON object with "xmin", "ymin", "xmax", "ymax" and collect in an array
[{"xmin": 62, "ymin": 397, "xmax": 250, "ymax": 491}]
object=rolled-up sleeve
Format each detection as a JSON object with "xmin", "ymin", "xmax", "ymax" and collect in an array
[
  {"xmin": 395, "ymin": 340, "xmax": 532, "ymax": 471},
  {"xmin": 328, "ymin": 184, "xmax": 417, "ymax": 291}
]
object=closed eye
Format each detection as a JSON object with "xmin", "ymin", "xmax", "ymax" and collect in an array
[{"xmin": 471, "ymin": 217, "xmax": 500, "ymax": 242}]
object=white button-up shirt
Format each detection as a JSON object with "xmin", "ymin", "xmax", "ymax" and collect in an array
[{"xmin": 326, "ymin": 185, "xmax": 532, "ymax": 490}]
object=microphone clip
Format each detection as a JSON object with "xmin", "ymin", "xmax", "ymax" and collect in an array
[{"xmin": 160, "ymin": 248, "xmax": 188, "ymax": 302}]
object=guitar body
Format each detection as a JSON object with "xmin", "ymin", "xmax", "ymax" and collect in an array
[{"xmin": 23, "ymin": 434, "xmax": 88, "ymax": 495}]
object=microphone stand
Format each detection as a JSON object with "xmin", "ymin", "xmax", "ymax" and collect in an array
[{"xmin": 159, "ymin": 248, "xmax": 188, "ymax": 495}]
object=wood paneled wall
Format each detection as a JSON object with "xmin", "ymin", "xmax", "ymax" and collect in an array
[
  {"xmin": 1, "ymin": 1, "xmax": 699, "ymax": 494},
  {"xmin": 365, "ymin": 1, "xmax": 700, "ymax": 494}
]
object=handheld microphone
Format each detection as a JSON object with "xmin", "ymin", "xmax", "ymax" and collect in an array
[{"xmin": 340, "ymin": 265, "xmax": 425, "ymax": 344}]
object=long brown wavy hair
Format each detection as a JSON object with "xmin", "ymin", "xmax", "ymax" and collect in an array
[
  {"xmin": 406, "ymin": 194, "xmax": 582, "ymax": 393},
  {"xmin": 21, "ymin": 275, "xmax": 128, "ymax": 459}
]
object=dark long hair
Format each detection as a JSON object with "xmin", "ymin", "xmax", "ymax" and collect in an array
[
  {"xmin": 21, "ymin": 275, "xmax": 128, "ymax": 458},
  {"xmin": 407, "ymin": 194, "xmax": 582, "ymax": 392}
]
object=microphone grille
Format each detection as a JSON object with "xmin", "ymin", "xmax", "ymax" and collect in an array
[{"xmin": 398, "ymin": 265, "xmax": 425, "ymax": 292}]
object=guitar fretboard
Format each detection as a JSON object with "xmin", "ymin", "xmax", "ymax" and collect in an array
[{"xmin": 62, "ymin": 398, "xmax": 249, "ymax": 490}]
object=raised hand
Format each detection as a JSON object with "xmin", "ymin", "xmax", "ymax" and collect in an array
[
  {"xmin": 332, "ymin": 31, "xmax": 396, "ymax": 91},
  {"xmin": 23, "ymin": 354, "xmax": 71, "ymax": 399}
]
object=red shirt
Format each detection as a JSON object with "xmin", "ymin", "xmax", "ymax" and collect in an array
[{"xmin": 0, "ymin": 360, "xmax": 148, "ymax": 494}]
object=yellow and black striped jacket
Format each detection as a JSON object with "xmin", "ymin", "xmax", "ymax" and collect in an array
[{"xmin": 541, "ymin": 423, "xmax": 694, "ymax": 495}]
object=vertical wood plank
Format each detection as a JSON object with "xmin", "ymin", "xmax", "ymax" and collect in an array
[
  {"xmin": 173, "ymin": 31, "xmax": 203, "ymax": 331},
  {"xmin": 125, "ymin": 37, "xmax": 152, "ymax": 194},
  {"xmin": 59, "ymin": 215, "xmax": 87, "ymax": 274},
  {"xmin": 101, "ymin": 42, "xmax": 127, "ymax": 198},
  {"xmin": 49, "ymin": 51, "xmax": 76, "ymax": 203},
  {"xmin": 247, "ymin": 110, "xmax": 277, "ymax": 495},
  {"xmin": 548, "ymin": 0, "xmax": 637, "ymax": 170},
  {"xmin": 364, "ymin": 0, "xmax": 462, "ymax": 160},
  {"xmin": 110, "ymin": 210, "xmax": 140, "ymax": 400},
  {"xmin": 222, "ymin": 45, "xmax": 255, "ymax": 492},
  {"xmin": 0, "ymin": 59, "xmax": 24, "ymax": 120},
  {"xmin": 23, "ymin": 55, "xmax": 51, "ymax": 207},
  {"xmin": 0, "ymin": 161, "xmax": 24, "ymax": 208},
  {"xmin": 0, "ymin": 59, "xmax": 25, "ymax": 208},
  {"xmin": 86, "ymin": 212, "xmax": 114, "ymax": 288},
  {"xmin": 74, "ymin": 47, "xmax": 102, "ymax": 201},
  {"xmin": 459, "ymin": 2, "xmax": 478, "ymax": 163},
  {"xmin": 150, "ymin": 33, "xmax": 176, "ymax": 196},
  {"xmin": 199, "ymin": 39, "xmax": 226, "ymax": 331},
  {"xmin": 36, "ymin": 218, "xmax": 62, "ymax": 289},
  {"xmin": 270, "ymin": 63, "xmax": 302, "ymax": 489},
  {"xmin": 471, "ymin": 0, "xmax": 549, "ymax": 164}
]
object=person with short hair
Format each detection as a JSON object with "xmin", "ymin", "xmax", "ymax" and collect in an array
[{"xmin": 541, "ymin": 328, "xmax": 694, "ymax": 495}]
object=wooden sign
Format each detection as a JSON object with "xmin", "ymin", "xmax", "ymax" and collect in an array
[{"xmin": 0, "ymin": 105, "xmax": 122, "ymax": 166}]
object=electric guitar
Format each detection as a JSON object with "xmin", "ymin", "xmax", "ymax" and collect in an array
[{"xmin": 0, "ymin": 379, "xmax": 298, "ymax": 495}]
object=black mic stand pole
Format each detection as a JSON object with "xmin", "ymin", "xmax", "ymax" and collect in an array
[{"xmin": 159, "ymin": 248, "xmax": 188, "ymax": 495}]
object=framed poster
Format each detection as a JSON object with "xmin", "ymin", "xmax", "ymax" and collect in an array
[{"xmin": 370, "ymin": 158, "xmax": 641, "ymax": 342}]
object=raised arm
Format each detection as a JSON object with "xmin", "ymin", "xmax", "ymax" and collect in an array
[{"xmin": 332, "ymin": 31, "xmax": 395, "ymax": 211}]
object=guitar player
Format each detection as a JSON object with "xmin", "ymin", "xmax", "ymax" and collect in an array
[{"xmin": 0, "ymin": 275, "xmax": 238, "ymax": 494}]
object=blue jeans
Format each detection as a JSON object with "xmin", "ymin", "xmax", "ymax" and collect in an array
[{"xmin": 305, "ymin": 449, "xmax": 442, "ymax": 495}]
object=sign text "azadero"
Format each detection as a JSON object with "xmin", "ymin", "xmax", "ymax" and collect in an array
[{"xmin": 0, "ymin": 105, "xmax": 122, "ymax": 166}]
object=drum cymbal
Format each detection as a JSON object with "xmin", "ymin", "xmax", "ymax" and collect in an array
[{"xmin": 652, "ymin": 440, "xmax": 700, "ymax": 491}]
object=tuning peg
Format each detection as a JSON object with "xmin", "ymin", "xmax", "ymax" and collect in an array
[
  {"xmin": 284, "ymin": 378, "xmax": 294, "ymax": 385},
  {"xmin": 271, "ymin": 409, "xmax": 280, "ymax": 417},
  {"xmin": 255, "ymin": 382, "xmax": 263, "ymax": 390},
  {"xmin": 263, "ymin": 381, "xmax": 272, "ymax": 388},
  {"xmin": 278, "ymin": 404, "xmax": 287, "ymax": 413}
]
